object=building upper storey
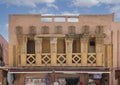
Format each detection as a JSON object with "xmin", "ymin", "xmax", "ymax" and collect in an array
[
  {"xmin": 9, "ymin": 14, "xmax": 115, "ymax": 67},
  {"xmin": 9, "ymin": 14, "xmax": 114, "ymax": 45}
]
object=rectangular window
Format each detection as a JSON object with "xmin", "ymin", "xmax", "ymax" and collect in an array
[
  {"xmin": 41, "ymin": 18, "xmax": 52, "ymax": 22},
  {"xmin": 67, "ymin": 18, "xmax": 79, "ymax": 22},
  {"xmin": 54, "ymin": 17, "xmax": 65, "ymax": 22}
]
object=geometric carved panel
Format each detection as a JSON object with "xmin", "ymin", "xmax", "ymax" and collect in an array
[
  {"xmin": 26, "ymin": 55, "xmax": 36, "ymax": 64},
  {"xmin": 87, "ymin": 54, "xmax": 96, "ymax": 64},
  {"xmin": 72, "ymin": 54, "xmax": 81, "ymax": 64},
  {"xmin": 57, "ymin": 54, "xmax": 66, "ymax": 64},
  {"xmin": 41, "ymin": 54, "xmax": 51, "ymax": 64}
]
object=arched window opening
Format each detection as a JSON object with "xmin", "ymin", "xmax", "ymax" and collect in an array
[
  {"xmin": 57, "ymin": 38, "xmax": 66, "ymax": 53},
  {"xmin": 89, "ymin": 38, "xmax": 96, "ymax": 53},
  {"xmin": 27, "ymin": 38, "xmax": 35, "ymax": 54},
  {"xmin": 73, "ymin": 39, "xmax": 80, "ymax": 53},
  {"xmin": 42, "ymin": 38, "xmax": 50, "ymax": 53}
]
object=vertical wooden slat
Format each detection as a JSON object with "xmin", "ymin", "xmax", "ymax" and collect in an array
[
  {"xmin": 13, "ymin": 45, "xmax": 16, "ymax": 66},
  {"xmin": 107, "ymin": 44, "xmax": 112, "ymax": 67},
  {"xmin": 21, "ymin": 36, "xmax": 27, "ymax": 66},
  {"xmin": 9, "ymin": 45, "xmax": 13, "ymax": 66}
]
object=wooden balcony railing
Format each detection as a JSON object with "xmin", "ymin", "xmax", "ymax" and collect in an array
[{"xmin": 18, "ymin": 53, "xmax": 105, "ymax": 67}]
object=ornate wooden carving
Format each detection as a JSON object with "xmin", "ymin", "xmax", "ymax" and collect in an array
[
  {"xmin": 95, "ymin": 25, "xmax": 105, "ymax": 38},
  {"xmin": 16, "ymin": 26, "xmax": 23, "ymax": 35},
  {"xmin": 95, "ymin": 25, "xmax": 104, "ymax": 34},
  {"xmin": 82, "ymin": 25, "xmax": 89, "ymax": 35},
  {"xmin": 55, "ymin": 26, "xmax": 62, "ymax": 34},
  {"xmin": 42, "ymin": 26, "xmax": 49, "ymax": 34},
  {"xmin": 68, "ymin": 26, "xmax": 76, "ymax": 34},
  {"xmin": 29, "ymin": 26, "xmax": 36, "ymax": 35}
]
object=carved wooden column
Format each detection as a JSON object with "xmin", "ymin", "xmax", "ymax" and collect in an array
[
  {"xmin": 95, "ymin": 26, "xmax": 105, "ymax": 66},
  {"xmin": 35, "ymin": 38, "xmax": 42, "ymax": 66},
  {"xmin": 65, "ymin": 38, "xmax": 73, "ymax": 65},
  {"xmin": 16, "ymin": 26, "xmax": 23, "ymax": 66},
  {"xmin": 21, "ymin": 36, "xmax": 27, "ymax": 66},
  {"xmin": 81, "ymin": 25, "xmax": 89, "ymax": 66},
  {"xmin": 96, "ymin": 38, "xmax": 104, "ymax": 66},
  {"xmin": 16, "ymin": 35, "xmax": 23, "ymax": 66},
  {"xmin": 50, "ymin": 38, "xmax": 57, "ymax": 66},
  {"xmin": 81, "ymin": 36, "xmax": 89, "ymax": 66}
]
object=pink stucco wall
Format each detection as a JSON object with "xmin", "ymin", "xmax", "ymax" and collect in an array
[
  {"xmin": 112, "ymin": 22, "xmax": 120, "ymax": 69},
  {"xmin": 9, "ymin": 13, "xmax": 120, "ymax": 85},
  {"xmin": 0, "ymin": 34, "xmax": 8, "ymax": 66},
  {"xmin": 9, "ymin": 14, "xmax": 114, "ymax": 45}
]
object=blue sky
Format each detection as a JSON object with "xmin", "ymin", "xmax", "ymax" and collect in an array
[{"xmin": 0, "ymin": 0, "xmax": 120, "ymax": 41}]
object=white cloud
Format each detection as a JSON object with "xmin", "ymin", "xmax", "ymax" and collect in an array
[
  {"xmin": 30, "ymin": 8, "xmax": 50, "ymax": 14},
  {"xmin": 46, "ymin": 3, "xmax": 58, "ymax": 10},
  {"xmin": 61, "ymin": 11, "xmax": 79, "ymax": 16},
  {"xmin": 110, "ymin": 5, "xmax": 120, "ymax": 13},
  {"xmin": 73, "ymin": 0, "xmax": 99, "ymax": 8},
  {"xmin": 99, "ymin": 0, "xmax": 120, "ymax": 4},
  {"xmin": 0, "ymin": 24, "xmax": 8, "ymax": 30},
  {"xmin": 72, "ymin": 0, "xmax": 120, "ymax": 8},
  {"xmin": 1, "ymin": 0, "xmax": 55, "ymax": 7},
  {"xmin": 72, "ymin": 0, "xmax": 120, "ymax": 20},
  {"xmin": 109, "ymin": 5, "xmax": 120, "ymax": 19},
  {"xmin": 0, "ymin": 24, "xmax": 8, "ymax": 41}
]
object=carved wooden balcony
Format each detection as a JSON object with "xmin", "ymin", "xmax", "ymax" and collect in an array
[{"xmin": 18, "ymin": 53, "xmax": 106, "ymax": 67}]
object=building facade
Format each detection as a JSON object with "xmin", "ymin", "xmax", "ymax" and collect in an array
[
  {"xmin": 0, "ymin": 34, "xmax": 8, "ymax": 85},
  {"xmin": 8, "ymin": 14, "xmax": 119, "ymax": 85}
]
